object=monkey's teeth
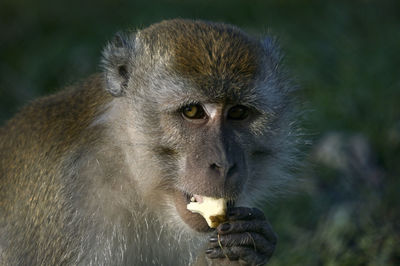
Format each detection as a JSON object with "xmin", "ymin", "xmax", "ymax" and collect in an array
[
  {"xmin": 190, "ymin": 196, "xmax": 196, "ymax": 202},
  {"xmin": 193, "ymin": 194, "xmax": 204, "ymax": 203}
]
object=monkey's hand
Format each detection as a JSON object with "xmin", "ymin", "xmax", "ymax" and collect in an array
[{"xmin": 205, "ymin": 207, "xmax": 277, "ymax": 266}]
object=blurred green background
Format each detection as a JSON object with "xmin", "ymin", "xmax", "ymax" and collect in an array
[{"xmin": 0, "ymin": 0, "xmax": 399, "ymax": 265}]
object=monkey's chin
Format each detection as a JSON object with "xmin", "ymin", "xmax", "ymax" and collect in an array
[{"xmin": 173, "ymin": 190, "xmax": 213, "ymax": 232}]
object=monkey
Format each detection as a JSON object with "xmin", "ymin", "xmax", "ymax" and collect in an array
[{"xmin": 0, "ymin": 19, "xmax": 299, "ymax": 265}]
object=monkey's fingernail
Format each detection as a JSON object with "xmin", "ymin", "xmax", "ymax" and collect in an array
[
  {"xmin": 220, "ymin": 223, "xmax": 230, "ymax": 231},
  {"xmin": 209, "ymin": 237, "xmax": 218, "ymax": 243},
  {"xmin": 205, "ymin": 248, "xmax": 214, "ymax": 254}
]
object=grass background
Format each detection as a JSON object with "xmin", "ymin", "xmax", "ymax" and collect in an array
[{"xmin": 0, "ymin": 0, "xmax": 399, "ymax": 264}]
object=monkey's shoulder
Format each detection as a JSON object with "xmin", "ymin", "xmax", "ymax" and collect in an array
[{"xmin": 0, "ymin": 74, "xmax": 112, "ymax": 155}]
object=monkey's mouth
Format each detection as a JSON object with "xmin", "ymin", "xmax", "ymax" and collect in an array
[
  {"xmin": 183, "ymin": 192, "xmax": 235, "ymax": 207},
  {"xmin": 185, "ymin": 193, "xmax": 204, "ymax": 203},
  {"xmin": 173, "ymin": 191, "xmax": 235, "ymax": 232}
]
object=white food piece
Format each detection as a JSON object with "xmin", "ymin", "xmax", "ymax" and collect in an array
[{"xmin": 187, "ymin": 196, "xmax": 227, "ymax": 228}]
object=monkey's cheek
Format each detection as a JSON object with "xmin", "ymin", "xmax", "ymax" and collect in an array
[{"xmin": 173, "ymin": 190, "xmax": 212, "ymax": 232}]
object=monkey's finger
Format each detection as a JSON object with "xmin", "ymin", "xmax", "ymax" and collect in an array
[
  {"xmin": 227, "ymin": 207, "xmax": 265, "ymax": 221},
  {"xmin": 206, "ymin": 246, "xmax": 268, "ymax": 265},
  {"xmin": 238, "ymin": 248, "xmax": 269, "ymax": 266},
  {"xmin": 205, "ymin": 246, "xmax": 241, "ymax": 260},
  {"xmin": 205, "ymin": 247, "xmax": 238, "ymax": 260},
  {"xmin": 208, "ymin": 232, "xmax": 274, "ymax": 255},
  {"xmin": 217, "ymin": 220, "xmax": 277, "ymax": 245}
]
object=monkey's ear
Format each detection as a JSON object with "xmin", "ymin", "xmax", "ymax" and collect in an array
[{"xmin": 102, "ymin": 32, "xmax": 134, "ymax": 97}]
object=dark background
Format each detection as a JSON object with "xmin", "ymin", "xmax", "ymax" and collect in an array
[{"xmin": 1, "ymin": 0, "xmax": 399, "ymax": 264}]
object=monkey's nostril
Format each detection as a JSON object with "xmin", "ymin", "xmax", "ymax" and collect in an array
[
  {"xmin": 210, "ymin": 162, "xmax": 222, "ymax": 170},
  {"xmin": 210, "ymin": 162, "xmax": 237, "ymax": 178},
  {"xmin": 226, "ymin": 163, "xmax": 237, "ymax": 178}
]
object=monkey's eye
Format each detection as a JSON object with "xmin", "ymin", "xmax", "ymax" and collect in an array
[
  {"xmin": 227, "ymin": 105, "xmax": 250, "ymax": 120},
  {"xmin": 181, "ymin": 104, "xmax": 206, "ymax": 119}
]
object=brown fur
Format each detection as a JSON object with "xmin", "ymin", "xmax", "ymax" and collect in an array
[
  {"xmin": 139, "ymin": 19, "xmax": 262, "ymax": 102},
  {"xmin": 0, "ymin": 75, "xmax": 113, "ymax": 264}
]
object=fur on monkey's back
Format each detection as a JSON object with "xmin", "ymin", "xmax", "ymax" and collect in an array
[
  {"xmin": 0, "ymin": 75, "xmax": 114, "ymax": 264},
  {"xmin": 0, "ymin": 75, "xmax": 111, "ymax": 178}
]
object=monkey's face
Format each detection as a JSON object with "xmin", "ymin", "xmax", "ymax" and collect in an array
[
  {"xmin": 149, "ymin": 94, "xmax": 275, "ymax": 232},
  {"xmin": 103, "ymin": 20, "xmax": 295, "ymax": 232}
]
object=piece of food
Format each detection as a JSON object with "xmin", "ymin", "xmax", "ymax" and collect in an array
[{"xmin": 187, "ymin": 195, "xmax": 227, "ymax": 228}]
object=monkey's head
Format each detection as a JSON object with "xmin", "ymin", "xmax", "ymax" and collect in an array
[{"xmin": 102, "ymin": 19, "xmax": 298, "ymax": 232}]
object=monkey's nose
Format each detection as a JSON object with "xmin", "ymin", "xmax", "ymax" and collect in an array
[{"xmin": 210, "ymin": 162, "xmax": 237, "ymax": 179}]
